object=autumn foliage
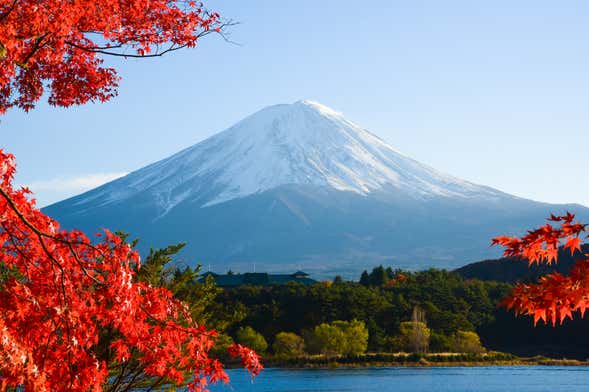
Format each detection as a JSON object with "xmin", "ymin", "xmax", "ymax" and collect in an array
[
  {"xmin": 492, "ymin": 213, "xmax": 588, "ymax": 326},
  {"xmin": 0, "ymin": 0, "xmax": 225, "ymax": 113},
  {"xmin": 0, "ymin": 149, "xmax": 261, "ymax": 391}
]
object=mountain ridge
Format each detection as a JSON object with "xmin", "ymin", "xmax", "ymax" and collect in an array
[
  {"xmin": 63, "ymin": 100, "xmax": 511, "ymax": 215},
  {"xmin": 455, "ymin": 244, "xmax": 589, "ymax": 283},
  {"xmin": 44, "ymin": 101, "xmax": 589, "ymax": 276}
]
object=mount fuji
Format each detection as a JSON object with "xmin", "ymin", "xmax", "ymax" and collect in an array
[{"xmin": 44, "ymin": 101, "xmax": 589, "ymax": 276}]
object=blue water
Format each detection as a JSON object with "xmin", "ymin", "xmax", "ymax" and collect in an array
[{"xmin": 210, "ymin": 366, "xmax": 589, "ymax": 391}]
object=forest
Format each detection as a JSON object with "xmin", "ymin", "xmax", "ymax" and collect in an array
[{"xmin": 148, "ymin": 246, "xmax": 589, "ymax": 361}]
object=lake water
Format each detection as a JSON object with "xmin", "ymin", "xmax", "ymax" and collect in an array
[{"xmin": 210, "ymin": 366, "xmax": 589, "ymax": 392}]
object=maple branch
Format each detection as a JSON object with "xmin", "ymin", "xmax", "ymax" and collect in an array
[
  {"xmin": 0, "ymin": 0, "xmax": 18, "ymax": 23},
  {"xmin": 67, "ymin": 41, "xmax": 188, "ymax": 58},
  {"xmin": 66, "ymin": 20, "xmax": 239, "ymax": 58},
  {"xmin": 16, "ymin": 33, "xmax": 50, "ymax": 68},
  {"xmin": 0, "ymin": 207, "xmax": 67, "ymax": 281},
  {"xmin": 118, "ymin": 365, "xmax": 147, "ymax": 392},
  {"xmin": 0, "ymin": 222, "xmax": 38, "ymax": 279},
  {"xmin": 215, "ymin": 20, "xmax": 241, "ymax": 46},
  {"xmin": 80, "ymin": 43, "xmax": 124, "ymax": 51},
  {"xmin": 0, "ymin": 187, "xmax": 103, "ymax": 285},
  {"xmin": 39, "ymin": 319, "xmax": 61, "ymax": 374},
  {"xmin": 108, "ymin": 360, "xmax": 129, "ymax": 392},
  {"xmin": 144, "ymin": 376, "xmax": 166, "ymax": 392}
]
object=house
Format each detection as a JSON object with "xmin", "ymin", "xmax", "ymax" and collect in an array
[{"xmin": 200, "ymin": 270, "xmax": 316, "ymax": 287}]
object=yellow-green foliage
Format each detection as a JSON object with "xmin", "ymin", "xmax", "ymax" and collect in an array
[
  {"xmin": 399, "ymin": 321, "xmax": 430, "ymax": 353},
  {"xmin": 333, "ymin": 320, "xmax": 369, "ymax": 355},
  {"xmin": 273, "ymin": 332, "xmax": 305, "ymax": 357},
  {"xmin": 236, "ymin": 326, "xmax": 268, "ymax": 353},
  {"xmin": 452, "ymin": 330, "xmax": 485, "ymax": 354},
  {"xmin": 305, "ymin": 319, "xmax": 368, "ymax": 356},
  {"xmin": 306, "ymin": 323, "xmax": 346, "ymax": 356}
]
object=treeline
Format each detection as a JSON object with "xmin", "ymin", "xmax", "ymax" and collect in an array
[
  {"xmin": 144, "ymin": 247, "xmax": 589, "ymax": 360},
  {"xmin": 211, "ymin": 267, "xmax": 589, "ymax": 359},
  {"xmin": 204, "ymin": 267, "xmax": 511, "ymax": 357}
]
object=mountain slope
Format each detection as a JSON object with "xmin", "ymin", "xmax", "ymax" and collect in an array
[
  {"xmin": 44, "ymin": 101, "xmax": 589, "ymax": 276},
  {"xmin": 455, "ymin": 244, "xmax": 589, "ymax": 283},
  {"xmin": 64, "ymin": 100, "xmax": 508, "ymax": 214}
]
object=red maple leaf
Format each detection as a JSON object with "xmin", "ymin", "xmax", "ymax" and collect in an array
[
  {"xmin": 0, "ymin": 150, "xmax": 262, "ymax": 391},
  {"xmin": 492, "ymin": 212, "xmax": 588, "ymax": 327}
]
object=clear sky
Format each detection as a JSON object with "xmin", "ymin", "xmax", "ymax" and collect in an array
[{"xmin": 2, "ymin": 0, "xmax": 588, "ymax": 207}]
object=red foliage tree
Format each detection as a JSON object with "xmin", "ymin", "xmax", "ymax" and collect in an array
[
  {"xmin": 0, "ymin": 0, "xmax": 229, "ymax": 113},
  {"xmin": 492, "ymin": 213, "xmax": 588, "ymax": 326},
  {"xmin": 0, "ymin": 150, "xmax": 262, "ymax": 391}
]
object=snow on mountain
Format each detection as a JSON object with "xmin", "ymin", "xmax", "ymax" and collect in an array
[
  {"xmin": 72, "ymin": 100, "xmax": 506, "ymax": 215},
  {"xmin": 45, "ymin": 100, "xmax": 589, "ymax": 275}
]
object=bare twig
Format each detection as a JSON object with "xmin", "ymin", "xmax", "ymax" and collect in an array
[{"xmin": 66, "ymin": 20, "xmax": 240, "ymax": 58}]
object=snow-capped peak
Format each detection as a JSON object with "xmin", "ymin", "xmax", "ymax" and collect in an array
[
  {"xmin": 295, "ymin": 100, "xmax": 344, "ymax": 117},
  {"xmin": 72, "ymin": 100, "xmax": 505, "ymax": 213}
]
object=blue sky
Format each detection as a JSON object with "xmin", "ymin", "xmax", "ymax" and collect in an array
[{"xmin": 2, "ymin": 0, "xmax": 588, "ymax": 207}]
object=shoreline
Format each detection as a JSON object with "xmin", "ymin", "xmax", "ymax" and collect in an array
[{"xmin": 227, "ymin": 353, "xmax": 589, "ymax": 369}]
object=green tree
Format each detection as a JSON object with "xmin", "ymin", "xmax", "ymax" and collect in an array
[
  {"xmin": 370, "ymin": 266, "xmax": 389, "ymax": 286},
  {"xmin": 429, "ymin": 332, "xmax": 452, "ymax": 352},
  {"xmin": 272, "ymin": 332, "xmax": 305, "ymax": 357},
  {"xmin": 306, "ymin": 323, "xmax": 346, "ymax": 356},
  {"xmin": 452, "ymin": 330, "xmax": 485, "ymax": 354},
  {"xmin": 133, "ymin": 242, "xmax": 238, "ymax": 331},
  {"xmin": 134, "ymin": 242, "xmax": 188, "ymax": 287},
  {"xmin": 398, "ymin": 321, "xmax": 430, "ymax": 353},
  {"xmin": 359, "ymin": 270, "xmax": 370, "ymax": 286},
  {"xmin": 333, "ymin": 320, "xmax": 369, "ymax": 355},
  {"xmin": 236, "ymin": 326, "xmax": 268, "ymax": 353},
  {"xmin": 209, "ymin": 333, "xmax": 235, "ymax": 359}
]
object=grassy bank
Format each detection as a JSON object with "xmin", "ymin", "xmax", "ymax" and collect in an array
[{"xmin": 234, "ymin": 352, "xmax": 589, "ymax": 369}]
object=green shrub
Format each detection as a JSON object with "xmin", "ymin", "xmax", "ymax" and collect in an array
[
  {"xmin": 273, "ymin": 332, "xmax": 305, "ymax": 357},
  {"xmin": 305, "ymin": 323, "xmax": 346, "ymax": 356},
  {"xmin": 452, "ymin": 330, "xmax": 485, "ymax": 354},
  {"xmin": 333, "ymin": 319, "xmax": 369, "ymax": 355},
  {"xmin": 235, "ymin": 326, "xmax": 268, "ymax": 353}
]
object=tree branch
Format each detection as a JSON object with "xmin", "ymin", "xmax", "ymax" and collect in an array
[
  {"xmin": 66, "ymin": 20, "xmax": 239, "ymax": 58},
  {"xmin": 67, "ymin": 41, "xmax": 188, "ymax": 58},
  {"xmin": 0, "ymin": 0, "xmax": 18, "ymax": 23},
  {"xmin": 17, "ymin": 33, "xmax": 50, "ymax": 68},
  {"xmin": 0, "ymin": 186, "xmax": 104, "ymax": 285}
]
